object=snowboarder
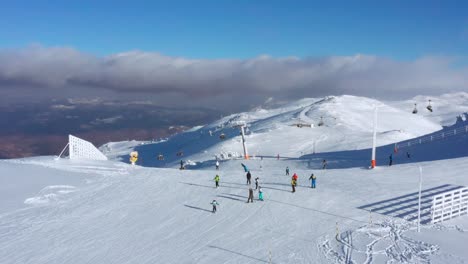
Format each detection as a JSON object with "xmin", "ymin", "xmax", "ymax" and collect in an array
[
  {"xmin": 309, "ymin": 173, "xmax": 316, "ymax": 188},
  {"xmin": 247, "ymin": 187, "xmax": 254, "ymax": 203},
  {"xmin": 246, "ymin": 171, "xmax": 252, "ymax": 185},
  {"xmin": 258, "ymin": 187, "xmax": 264, "ymax": 201},
  {"xmin": 255, "ymin": 177, "xmax": 259, "ymax": 190},
  {"xmin": 241, "ymin": 163, "xmax": 249, "ymax": 172},
  {"xmin": 180, "ymin": 160, "xmax": 185, "ymax": 170},
  {"xmin": 322, "ymin": 159, "xmax": 327, "ymax": 169},
  {"xmin": 215, "ymin": 160, "xmax": 220, "ymax": 170},
  {"xmin": 214, "ymin": 174, "xmax": 220, "ymax": 188},
  {"xmin": 286, "ymin": 166, "xmax": 290, "ymax": 176},
  {"xmin": 291, "ymin": 178, "xmax": 297, "ymax": 193},
  {"xmin": 211, "ymin": 199, "xmax": 219, "ymax": 213},
  {"xmin": 389, "ymin": 154, "xmax": 393, "ymax": 166}
]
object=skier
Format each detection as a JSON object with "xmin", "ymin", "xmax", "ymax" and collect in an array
[
  {"xmin": 309, "ymin": 173, "xmax": 316, "ymax": 188},
  {"xmin": 211, "ymin": 199, "xmax": 219, "ymax": 213},
  {"xmin": 286, "ymin": 166, "xmax": 290, "ymax": 176},
  {"xmin": 389, "ymin": 154, "xmax": 393, "ymax": 166},
  {"xmin": 292, "ymin": 173, "xmax": 298, "ymax": 182},
  {"xmin": 406, "ymin": 152, "xmax": 411, "ymax": 159},
  {"xmin": 180, "ymin": 160, "xmax": 185, "ymax": 170},
  {"xmin": 247, "ymin": 187, "xmax": 254, "ymax": 203},
  {"xmin": 258, "ymin": 187, "xmax": 264, "ymax": 201},
  {"xmin": 246, "ymin": 171, "xmax": 252, "ymax": 185},
  {"xmin": 241, "ymin": 163, "xmax": 249, "ymax": 172},
  {"xmin": 215, "ymin": 160, "xmax": 220, "ymax": 170},
  {"xmin": 322, "ymin": 159, "xmax": 327, "ymax": 170},
  {"xmin": 291, "ymin": 178, "xmax": 297, "ymax": 193},
  {"xmin": 277, "ymin": 154, "xmax": 280, "ymax": 160},
  {"xmin": 255, "ymin": 177, "xmax": 259, "ymax": 190},
  {"xmin": 214, "ymin": 174, "xmax": 220, "ymax": 188}
]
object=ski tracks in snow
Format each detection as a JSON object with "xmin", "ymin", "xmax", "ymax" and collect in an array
[{"xmin": 319, "ymin": 219, "xmax": 439, "ymax": 263}]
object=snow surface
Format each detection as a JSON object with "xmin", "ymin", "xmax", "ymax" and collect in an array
[
  {"xmin": 1, "ymin": 93, "xmax": 468, "ymax": 263},
  {"xmin": 124, "ymin": 93, "xmax": 467, "ymax": 168},
  {"xmin": 1, "ymin": 156, "xmax": 468, "ymax": 263}
]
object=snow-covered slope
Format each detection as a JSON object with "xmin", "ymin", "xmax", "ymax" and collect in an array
[
  {"xmin": 1, "ymin": 156, "xmax": 468, "ymax": 263},
  {"xmin": 2, "ymin": 93, "xmax": 468, "ymax": 263},
  {"xmin": 118, "ymin": 93, "xmax": 467, "ymax": 168}
]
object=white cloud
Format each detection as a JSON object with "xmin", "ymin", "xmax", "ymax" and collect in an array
[{"xmin": 0, "ymin": 45, "xmax": 467, "ymax": 109}]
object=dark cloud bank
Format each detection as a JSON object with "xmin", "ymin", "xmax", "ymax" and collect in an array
[{"xmin": 0, "ymin": 45, "xmax": 467, "ymax": 110}]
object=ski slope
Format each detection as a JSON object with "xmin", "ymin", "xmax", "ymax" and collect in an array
[
  {"xmin": 2, "ymin": 93, "xmax": 468, "ymax": 263},
  {"xmin": 113, "ymin": 93, "xmax": 467, "ymax": 168},
  {"xmin": 1, "ymin": 156, "xmax": 468, "ymax": 263}
]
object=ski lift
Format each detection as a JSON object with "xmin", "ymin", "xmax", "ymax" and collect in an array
[
  {"xmin": 317, "ymin": 116, "xmax": 324, "ymax": 126},
  {"xmin": 426, "ymin": 99, "xmax": 433, "ymax": 112},
  {"xmin": 157, "ymin": 154, "xmax": 164, "ymax": 160},
  {"xmin": 412, "ymin": 103, "xmax": 418, "ymax": 114},
  {"xmin": 219, "ymin": 133, "xmax": 226, "ymax": 140}
]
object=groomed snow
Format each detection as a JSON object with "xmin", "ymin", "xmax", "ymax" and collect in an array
[{"xmin": 1, "ymin": 156, "xmax": 467, "ymax": 263}]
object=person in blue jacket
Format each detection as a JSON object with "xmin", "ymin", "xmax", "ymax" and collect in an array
[
  {"xmin": 241, "ymin": 163, "xmax": 249, "ymax": 172},
  {"xmin": 309, "ymin": 173, "xmax": 316, "ymax": 188},
  {"xmin": 258, "ymin": 187, "xmax": 264, "ymax": 201}
]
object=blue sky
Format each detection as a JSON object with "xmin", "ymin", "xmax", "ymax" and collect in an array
[{"xmin": 1, "ymin": 0, "xmax": 467, "ymax": 59}]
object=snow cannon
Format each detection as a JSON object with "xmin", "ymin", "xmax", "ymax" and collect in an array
[{"xmin": 129, "ymin": 151, "xmax": 139, "ymax": 165}]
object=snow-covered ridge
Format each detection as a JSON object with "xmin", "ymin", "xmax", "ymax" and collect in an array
[{"xmin": 112, "ymin": 93, "xmax": 467, "ymax": 167}]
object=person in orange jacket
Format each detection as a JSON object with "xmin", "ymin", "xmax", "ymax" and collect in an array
[{"xmin": 292, "ymin": 173, "xmax": 298, "ymax": 181}]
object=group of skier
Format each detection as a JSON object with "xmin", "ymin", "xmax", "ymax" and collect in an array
[
  {"xmin": 289, "ymin": 170, "xmax": 317, "ymax": 192},
  {"xmin": 245, "ymin": 168, "xmax": 263, "ymax": 203},
  {"xmin": 210, "ymin": 164, "xmax": 318, "ymax": 213}
]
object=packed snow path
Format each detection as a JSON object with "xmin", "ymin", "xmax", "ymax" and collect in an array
[{"xmin": 1, "ymin": 156, "xmax": 468, "ymax": 263}]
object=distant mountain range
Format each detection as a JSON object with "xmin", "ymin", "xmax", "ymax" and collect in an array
[{"xmin": 0, "ymin": 99, "xmax": 223, "ymax": 158}]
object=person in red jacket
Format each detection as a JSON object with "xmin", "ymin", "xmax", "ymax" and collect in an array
[{"xmin": 292, "ymin": 173, "xmax": 298, "ymax": 181}]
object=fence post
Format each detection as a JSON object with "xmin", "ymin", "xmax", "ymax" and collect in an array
[
  {"xmin": 335, "ymin": 222, "xmax": 339, "ymax": 237},
  {"xmin": 431, "ymin": 197, "xmax": 435, "ymax": 224},
  {"xmin": 418, "ymin": 166, "xmax": 423, "ymax": 232}
]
